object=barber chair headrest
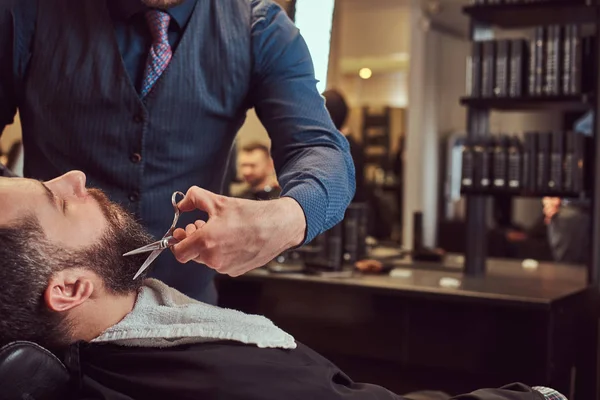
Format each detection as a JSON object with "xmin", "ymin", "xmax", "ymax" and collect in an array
[{"xmin": 0, "ymin": 341, "xmax": 70, "ymax": 400}]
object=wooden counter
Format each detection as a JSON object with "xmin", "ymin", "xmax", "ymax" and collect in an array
[
  {"xmin": 217, "ymin": 257, "xmax": 593, "ymax": 398},
  {"xmin": 227, "ymin": 256, "xmax": 587, "ymax": 307}
]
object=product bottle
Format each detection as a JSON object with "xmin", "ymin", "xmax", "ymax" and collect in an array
[
  {"xmin": 461, "ymin": 138, "xmax": 474, "ymax": 190},
  {"xmin": 493, "ymin": 135, "xmax": 508, "ymax": 191},
  {"xmin": 479, "ymin": 138, "xmax": 493, "ymax": 190},
  {"xmin": 564, "ymin": 131, "xmax": 575, "ymax": 192},
  {"xmin": 523, "ymin": 132, "xmax": 538, "ymax": 192},
  {"xmin": 549, "ymin": 131, "xmax": 565, "ymax": 191},
  {"xmin": 536, "ymin": 132, "xmax": 551, "ymax": 193},
  {"xmin": 507, "ymin": 135, "xmax": 522, "ymax": 191}
]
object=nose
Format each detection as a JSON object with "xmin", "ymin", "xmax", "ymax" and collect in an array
[{"xmin": 47, "ymin": 170, "xmax": 88, "ymax": 198}]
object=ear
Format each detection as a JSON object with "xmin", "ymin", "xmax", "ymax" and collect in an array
[{"xmin": 44, "ymin": 269, "xmax": 95, "ymax": 312}]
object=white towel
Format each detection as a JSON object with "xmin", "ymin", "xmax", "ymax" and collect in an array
[{"xmin": 92, "ymin": 278, "xmax": 297, "ymax": 350}]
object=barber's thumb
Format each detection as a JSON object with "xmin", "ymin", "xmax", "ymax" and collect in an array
[{"xmin": 177, "ymin": 186, "xmax": 217, "ymax": 214}]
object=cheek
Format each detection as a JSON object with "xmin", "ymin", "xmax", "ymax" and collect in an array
[{"xmin": 44, "ymin": 210, "xmax": 107, "ymax": 249}]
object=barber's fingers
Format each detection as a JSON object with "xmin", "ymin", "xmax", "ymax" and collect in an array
[
  {"xmin": 185, "ymin": 224, "xmax": 197, "ymax": 236},
  {"xmin": 195, "ymin": 220, "xmax": 206, "ymax": 229},
  {"xmin": 177, "ymin": 186, "xmax": 219, "ymax": 215},
  {"xmin": 172, "ymin": 229, "xmax": 207, "ymax": 264},
  {"xmin": 173, "ymin": 228, "xmax": 187, "ymax": 241},
  {"xmin": 173, "ymin": 220, "xmax": 207, "ymax": 241}
]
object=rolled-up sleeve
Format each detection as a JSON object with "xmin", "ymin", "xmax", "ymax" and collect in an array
[
  {"xmin": 249, "ymin": 0, "xmax": 355, "ymax": 244},
  {"xmin": 0, "ymin": 4, "xmax": 17, "ymax": 132}
]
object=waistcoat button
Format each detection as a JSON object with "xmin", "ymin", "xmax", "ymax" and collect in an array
[
  {"xmin": 130, "ymin": 153, "xmax": 142, "ymax": 164},
  {"xmin": 133, "ymin": 114, "xmax": 144, "ymax": 123},
  {"xmin": 129, "ymin": 192, "xmax": 140, "ymax": 202}
]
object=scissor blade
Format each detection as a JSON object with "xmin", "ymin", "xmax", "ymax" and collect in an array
[
  {"xmin": 123, "ymin": 243, "xmax": 159, "ymax": 257},
  {"xmin": 133, "ymin": 249, "xmax": 162, "ymax": 280},
  {"xmin": 123, "ymin": 236, "xmax": 179, "ymax": 257}
]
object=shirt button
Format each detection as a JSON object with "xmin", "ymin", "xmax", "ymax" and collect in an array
[
  {"xmin": 129, "ymin": 192, "xmax": 140, "ymax": 202},
  {"xmin": 134, "ymin": 114, "xmax": 144, "ymax": 123},
  {"xmin": 130, "ymin": 153, "xmax": 142, "ymax": 164}
]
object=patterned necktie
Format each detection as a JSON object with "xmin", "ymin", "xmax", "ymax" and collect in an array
[{"xmin": 141, "ymin": 10, "xmax": 172, "ymax": 98}]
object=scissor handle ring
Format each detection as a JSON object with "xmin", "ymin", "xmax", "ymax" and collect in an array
[
  {"xmin": 168, "ymin": 191, "xmax": 186, "ymax": 233},
  {"xmin": 172, "ymin": 191, "xmax": 185, "ymax": 210}
]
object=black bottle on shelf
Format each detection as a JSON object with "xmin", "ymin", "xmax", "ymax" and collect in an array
[
  {"xmin": 523, "ymin": 132, "xmax": 537, "ymax": 192},
  {"xmin": 507, "ymin": 135, "xmax": 522, "ymax": 191},
  {"xmin": 468, "ymin": 42, "xmax": 483, "ymax": 98},
  {"xmin": 566, "ymin": 132, "xmax": 586, "ymax": 193},
  {"xmin": 461, "ymin": 138, "xmax": 475, "ymax": 190},
  {"xmin": 564, "ymin": 131, "xmax": 575, "ymax": 192},
  {"xmin": 477, "ymin": 137, "xmax": 494, "ymax": 190},
  {"xmin": 536, "ymin": 132, "xmax": 551, "ymax": 192},
  {"xmin": 509, "ymin": 39, "xmax": 527, "ymax": 98},
  {"xmin": 342, "ymin": 203, "xmax": 368, "ymax": 265},
  {"xmin": 481, "ymin": 41, "xmax": 496, "ymax": 98},
  {"xmin": 493, "ymin": 135, "xmax": 509, "ymax": 190},
  {"xmin": 544, "ymin": 25, "xmax": 561, "ymax": 96},
  {"xmin": 549, "ymin": 131, "xmax": 565, "ymax": 191},
  {"xmin": 582, "ymin": 35, "xmax": 597, "ymax": 97}
]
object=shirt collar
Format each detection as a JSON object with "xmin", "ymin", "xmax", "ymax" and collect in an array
[{"xmin": 109, "ymin": 0, "xmax": 197, "ymax": 30}]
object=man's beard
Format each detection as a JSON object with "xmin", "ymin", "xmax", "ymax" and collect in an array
[
  {"xmin": 141, "ymin": 0, "xmax": 186, "ymax": 9},
  {"xmin": 74, "ymin": 189, "xmax": 156, "ymax": 293}
]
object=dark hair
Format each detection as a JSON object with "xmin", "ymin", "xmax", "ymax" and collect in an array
[
  {"xmin": 0, "ymin": 217, "xmax": 72, "ymax": 349},
  {"xmin": 241, "ymin": 142, "xmax": 270, "ymax": 157},
  {"xmin": 322, "ymin": 89, "xmax": 349, "ymax": 130},
  {"xmin": 0, "ymin": 209, "xmax": 151, "ymax": 350}
]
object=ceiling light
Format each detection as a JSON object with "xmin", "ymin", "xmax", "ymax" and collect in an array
[{"xmin": 359, "ymin": 68, "xmax": 372, "ymax": 80}]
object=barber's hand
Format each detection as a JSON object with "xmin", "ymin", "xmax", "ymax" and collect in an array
[
  {"xmin": 542, "ymin": 197, "xmax": 561, "ymax": 225},
  {"xmin": 171, "ymin": 186, "xmax": 306, "ymax": 277}
]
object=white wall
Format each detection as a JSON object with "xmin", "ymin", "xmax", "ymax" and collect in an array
[
  {"xmin": 436, "ymin": 33, "xmax": 469, "ymax": 135},
  {"xmin": 404, "ymin": 2, "xmax": 435, "ymax": 249},
  {"xmin": 337, "ymin": 0, "xmax": 410, "ymax": 59},
  {"xmin": 333, "ymin": 0, "xmax": 410, "ymax": 108}
]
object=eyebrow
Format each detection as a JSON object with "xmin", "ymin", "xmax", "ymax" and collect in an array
[{"xmin": 39, "ymin": 181, "xmax": 60, "ymax": 211}]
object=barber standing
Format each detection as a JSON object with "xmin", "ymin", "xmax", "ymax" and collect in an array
[{"xmin": 0, "ymin": 0, "xmax": 355, "ymax": 304}]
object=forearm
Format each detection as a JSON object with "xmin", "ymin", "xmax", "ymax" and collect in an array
[
  {"xmin": 250, "ymin": 1, "xmax": 355, "ymax": 243},
  {"xmin": 277, "ymin": 144, "xmax": 354, "ymax": 244}
]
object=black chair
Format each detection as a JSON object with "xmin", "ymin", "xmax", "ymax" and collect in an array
[{"xmin": 0, "ymin": 341, "xmax": 70, "ymax": 400}]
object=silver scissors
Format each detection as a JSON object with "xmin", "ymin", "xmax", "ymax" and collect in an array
[{"xmin": 124, "ymin": 191, "xmax": 186, "ymax": 280}]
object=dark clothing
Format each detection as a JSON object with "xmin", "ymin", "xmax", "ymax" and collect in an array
[
  {"xmin": 238, "ymin": 185, "xmax": 282, "ymax": 201},
  {"xmin": 346, "ymin": 134, "xmax": 367, "ymax": 203},
  {"xmin": 0, "ymin": 0, "xmax": 355, "ymax": 302},
  {"xmin": 64, "ymin": 341, "xmax": 545, "ymax": 400},
  {"xmin": 548, "ymin": 204, "xmax": 590, "ymax": 264}
]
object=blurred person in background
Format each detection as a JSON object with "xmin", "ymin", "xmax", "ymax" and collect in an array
[
  {"xmin": 323, "ymin": 89, "xmax": 394, "ymax": 239},
  {"xmin": 237, "ymin": 142, "xmax": 281, "ymax": 201},
  {"xmin": 323, "ymin": 89, "xmax": 366, "ymax": 203},
  {"xmin": 541, "ymin": 111, "xmax": 592, "ymax": 264}
]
